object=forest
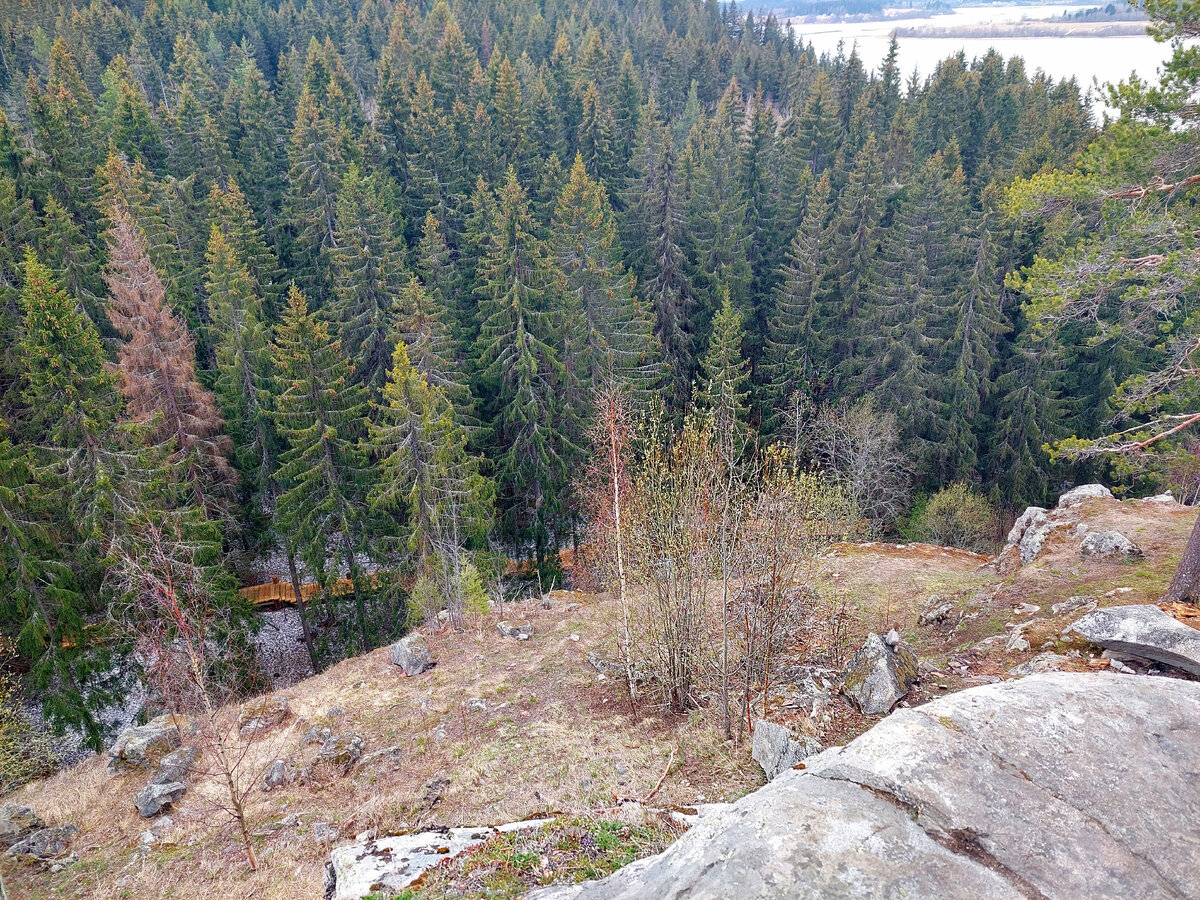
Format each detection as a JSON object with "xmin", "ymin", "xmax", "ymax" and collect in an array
[{"xmin": 1, "ymin": 0, "xmax": 1198, "ymax": 756}]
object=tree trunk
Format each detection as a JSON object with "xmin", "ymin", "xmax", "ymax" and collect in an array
[
  {"xmin": 1163, "ymin": 509, "xmax": 1200, "ymax": 603},
  {"xmin": 287, "ymin": 550, "xmax": 320, "ymax": 674}
]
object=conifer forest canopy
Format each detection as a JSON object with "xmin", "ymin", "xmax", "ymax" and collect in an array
[{"xmin": 2, "ymin": 0, "xmax": 1200, "ymax": 746}]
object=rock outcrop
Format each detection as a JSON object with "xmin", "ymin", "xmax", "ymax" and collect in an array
[
  {"xmin": 996, "ymin": 484, "xmax": 1118, "ymax": 571},
  {"xmin": 134, "ymin": 781, "xmax": 185, "ymax": 818},
  {"xmin": 107, "ymin": 715, "xmax": 183, "ymax": 774},
  {"xmin": 1079, "ymin": 530, "xmax": 1142, "ymax": 560},
  {"xmin": 6, "ymin": 824, "xmax": 79, "ymax": 860},
  {"xmin": 238, "ymin": 696, "xmax": 290, "ymax": 736},
  {"xmin": 0, "ymin": 805, "xmax": 43, "ymax": 847},
  {"xmin": 840, "ymin": 632, "xmax": 918, "ymax": 715},
  {"xmin": 389, "ymin": 634, "xmax": 434, "ymax": 676},
  {"xmin": 750, "ymin": 720, "xmax": 821, "ymax": 781},
  {"xmin": 532, "ymin": 673, "xmax": 1200, "ymax": 900},
  {"xmin": 326, "ymin": 820, "xmax": 553, "ymax": 900},
  {"xmin": 1068, "ymin": 603, "xmax": 1200, "ymax": 676}
]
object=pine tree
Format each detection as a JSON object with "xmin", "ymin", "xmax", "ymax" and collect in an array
[
  {"xmin": 271, "ymin": 286, "xmax": 376, "ymax": 651},
  {"xmin": 104, "ymin": 206, "xmax": 234, "ymax": 513},
  {"xmin": 330, "ymin": 165, "xmax": 405, "ymax": 397}
]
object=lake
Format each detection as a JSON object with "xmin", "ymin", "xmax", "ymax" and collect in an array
[{"xmin": 787, "ymin": 3, "xmax": 1172, "ymax": 110}]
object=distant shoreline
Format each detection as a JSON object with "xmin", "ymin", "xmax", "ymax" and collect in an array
[{"xmin": 891, "ymin": 20, "xmax": 1147, "ymax": 37}]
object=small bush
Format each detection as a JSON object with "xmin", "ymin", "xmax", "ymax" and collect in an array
[{"xmin": 912, "ymin": 483, "xmax": 998, "ymax": 553}]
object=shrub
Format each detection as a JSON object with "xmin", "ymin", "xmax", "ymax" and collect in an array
[{"xmin": 912, "ymin": 483, "xmax": 998, "ymax": 553}]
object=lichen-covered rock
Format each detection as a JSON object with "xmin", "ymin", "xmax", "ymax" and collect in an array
[
  {"xmin": 751, "ymin": 720, "xmax": 822, "ymax": 781},
  {"xmin": 389, "ymin": 633, "xmax": 434, "ymax": 676},
  {"xmin": 134, "ymin": 781, "xmax": 185, "ymax": 818},
  {"xmin": 1057, "ymin": 483, "xmax": 1114, "ymax": 508},
  {"xmin": 1004, "ymin": 505, "xmax": 1047, "ymax": 548},
  {"xmin": 840, "ymin": 633, "xmax": 918, "ymax": 715},
  {"xmin": 238, "ymin": 696, "xmax": 290, "ymax": 736},
  {"xmin": 0, "ymin": 805, "xmax": 43, "ymax": 847},
  {"xmin": 356, "ymin": 745, "xmax": 404, "ymax": 775},
  {"xmin": 107, "ymin": 715, "xmax": 182, "ymax": 774},
  {"xmin": 1079, "ymin": 530, "xmax": 1143, "ymax": 560},
  {"xmin": 1052, "ymin": 595, "xmax": 1097, "ymax": 616},
  {"xmin": 313, "ymin": 733, "xmax": 365, "ymax": 774},
  {"xmin": 327, "ymin": 820, "xmax": 554, "ymax": 900},
  {"xmin": 148, "ymin": 747, "xmax": 198, "ymax": 786},
  {"xmin": 1069, "ymin": 604, "xmax": 1200, "ymax": 676},
  {"xmin": 261, "ymin": 759, "xmax": 289, "ymax": 792},
  {"xmin": 917, "ymin": 594, "xmax": 956, "ymax": 627},
  {"xmin": 1007, "ymin": 652, "xmax": 1069, "ymax": 676},
  {"xmin": 497, "ymin": 620, "xmax": 533, "ymax": 640},
  {"xmin": 531, "ymin": 674, "xmax": 1200, "ymax": 900},
  {"xmin": 6, "ymin": 825, "xmax": 79, "ymax": 859}
]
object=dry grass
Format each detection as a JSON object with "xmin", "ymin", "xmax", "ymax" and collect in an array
[
  {"xmin": 7, "ymin": 593, "xmax": 758, "ymax": 900},
  {"xmin": 8, "ymin": 497, "xmax": 1198, "ymax": 900}
]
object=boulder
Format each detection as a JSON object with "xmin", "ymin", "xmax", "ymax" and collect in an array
[
  {"xmin": 1068, "ymin": 604, "xmax": 1200, "ymax": 676},
  {"xmin": 355, "ymin": 745, "xmax": 404, "ymax": 775},
  {"xmin": 497, "ymin": 620, "xmax": 533, "ymax": 640},
  {"xmin": 751, "ymin": 720, "xmax": 822, "ymax": 781},
  {"xmin": 0, "ymin": 805, "xmax": 43, "ymax": 847},
  {"xmin": 530, "ymin": 674, "xmax": 1200, "ymax": 900},
  {"xmin": 238, "ymin": 696, "xmax": 290, "ymax": 736},
  {"xmin": 313, "ymin": 732, "xmax": 366, "ymax": 774},
  {"xmin": 1079, "ymin": 530, "xmax": 1143, "ymax": 560},
  {"xmin": 1057, "ymin": 483, "xmax": 1114, "ymax": 507},
  {"xmin": 1018, "ymin": 510, "xmax": 1062, "ymax": 565},
  {"xmin": 1142, "ymin": 491, "xmax": 1176, "ymax": 503},
  {"xmin": 134, "ymin": 781, "xmax": 185, "ymax": 818},
  {"xmin": 108, "ymin": 715, "xmax": 182, "ymax": 774},
  {"xmin": 917, "ymin": 594, "xmax": 956, "ymax": 627},
  {"xmin": 6, "ymin": 825, "xmax": 79, "ymax": 860},
  {"xmin": 1003, "ymin": 505, "xmax": 1046, "ymax": 548},
  {"xmin": 389, "ymin": 633, "xmax": 434, "ymax": 676},
  {"xmin": 261, "ymin": 759, "xmax": 289, "ymax": 792},
  {"xmin": 327, "ymin": 820, "xmax": 554, "ymax": 900},
  {"xmin": 1051, "ymin": 595, "xmax": 1097, "ymax": 616},
  {"xmin": 840, "ymin": 633, "xmax": 918, "ymax": 715},
  {"xmin": 148, "ymin": 747, "xmax": 198, "ymax": 786}
]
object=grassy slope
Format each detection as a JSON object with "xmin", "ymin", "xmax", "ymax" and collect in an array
[{"xmin": 9, "ymin": 497, "xmax": 1198, "ymax": 900}]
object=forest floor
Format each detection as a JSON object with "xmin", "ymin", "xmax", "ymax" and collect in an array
[{"xmin": 7, "ymin": 494, "xmax": 1198, "ymax": 900}]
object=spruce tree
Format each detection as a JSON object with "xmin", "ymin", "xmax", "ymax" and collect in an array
[
  {"xmin": 473, "ymin": 170, "xmax": 571, "ymax": 564},
  {"xmin": 104, "ymin": 206, "xmax": 234, "ymax": 514},
  {"xmin": 282, "ymin": 87, "xmax": 344, "ymax": 304},
  {"xmin": 762, "ymin": 173, "xmax": 834, "ymax": 425},
  {"xmin": 697, "ymin": 286, "xmax": 752, "ymax": 443},
  {"xmin": 271, "ymin": 286, "xmax": 376, "ymax": 651},
  {"xmin": 330, "ymin": 165, "xmax": 406, "ymax": 397},
  {"xmin": 204, "ymin": 226, "xmax": 275, "ymax": 510},
  {"xmin": 622, "ymin": 100, "xmax": 695, "ymax": 408},
  {"xmin": 551, "ymin": 154, "xmax": 656, "ymax": 397},
  {"xmin": 369, "ymin": 341, "xmax": 492, "ymax": 622}
]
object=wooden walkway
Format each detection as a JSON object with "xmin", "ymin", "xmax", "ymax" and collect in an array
[{"xmin": 239, "ymin": 576, "xmax": 355, "ymax": 607}]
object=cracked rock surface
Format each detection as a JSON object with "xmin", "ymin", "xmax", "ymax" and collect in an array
[{"xmin": 530, "ymin": 673, "xmax": 1200, "ymax": 900}]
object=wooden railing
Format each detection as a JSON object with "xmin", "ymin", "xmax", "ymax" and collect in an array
[{"xmin": 239, "ymin": 576, "xmax": 356, "ymax": 607}]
